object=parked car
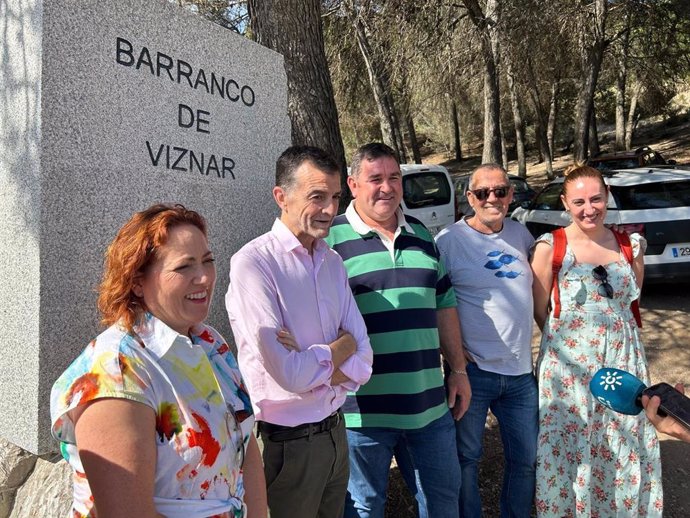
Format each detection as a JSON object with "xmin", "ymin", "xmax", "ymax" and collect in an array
[
  {"xmin": 511, "ymin": 167, "xmax": 690, "ymax": 282},
  {"xmin": 587, "ymin": 146, "xmax": 677, "ymax": 172},
  {"xmin": 455, "ymin": 174, "xmax": 537, "ymax": 218},
  {"xmin": 400, "ymin": 164, "xmax": 455, "ymax": 235}
]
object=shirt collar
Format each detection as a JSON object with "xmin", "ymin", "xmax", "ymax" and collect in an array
[
  {"xmin": 133, "ymin": 313, "xmax": 188, "ymax": 359},
  {"xmin": 344, "ymin": 201, "xmax": 415, "ymax": 236},
  {"xmin": 271, "ymin": 218, "xmax": 327, "ymax": 254}
]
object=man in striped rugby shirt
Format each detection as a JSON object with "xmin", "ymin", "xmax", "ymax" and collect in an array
[{"xmin": 326, "ymin": 142, "xmax": 470, "ymax": 518}]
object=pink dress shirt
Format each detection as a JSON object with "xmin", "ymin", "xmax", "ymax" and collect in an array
[{"xmin": 226, "ymin": 219, "xmax": 373, "ymax": 426}]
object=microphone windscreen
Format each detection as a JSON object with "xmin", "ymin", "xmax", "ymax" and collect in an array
[{"xmin": 589, "ymin": 368, "xmax": 646, "ymax": 415}]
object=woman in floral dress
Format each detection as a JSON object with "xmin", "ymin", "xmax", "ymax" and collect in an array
[{"xmin": 530, "ymin": 165, "xmax": 662, "ymax": 517}]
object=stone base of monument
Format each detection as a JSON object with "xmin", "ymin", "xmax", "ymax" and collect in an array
[{"xmin": 0, "ymin": 438, "xmax": 71, "ymax": 517}]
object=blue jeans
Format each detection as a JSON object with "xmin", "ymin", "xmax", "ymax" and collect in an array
[
  {"xmin": 456, "ymin": 363, "xmax": 538, "ymax": 518},
  {"xmin": 393, "ymin": 442, "xmax": 425, "ymax": 518},
  {"xmin": 344, "ymin": 412, "xmax": 461, "ymax": 518}
]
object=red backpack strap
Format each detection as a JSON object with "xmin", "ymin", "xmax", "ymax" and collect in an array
[
  {"xmin": 550, "ymin": 228, "xmax": 567, "ymax": 319},
  {"xmin": 613, "ymin": 231, "xmax": 643, "ymax": 328}
]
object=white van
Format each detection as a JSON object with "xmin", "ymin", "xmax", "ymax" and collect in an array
[{"xmin": 400, "ymin": 164, "xmax": 456, "ymax": 235}]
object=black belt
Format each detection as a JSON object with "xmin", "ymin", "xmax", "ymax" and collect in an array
[{"xmin": 258, "ymin": 410, "xmax": 342, "ymax": 442}]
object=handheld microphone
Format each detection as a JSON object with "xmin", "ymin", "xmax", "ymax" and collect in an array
[
  {"xmin": 590, "ymin": 367, "xmax": 690, "ymax": 430},
  {"xmin": 589, "ymin": 368, "xmax": 646, "ymax": 415}
]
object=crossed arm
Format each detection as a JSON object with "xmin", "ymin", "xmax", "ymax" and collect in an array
[
  {"xmin": 275, "ymin": 267, "xmax": 373, "ymax": 388},
  {"xmin": 276, "ymin": 328, "xmax": 359, "ymax": 386},
  {"xmin": 228, "ymin": 252, "xmax": 372, "ymax": 393}
]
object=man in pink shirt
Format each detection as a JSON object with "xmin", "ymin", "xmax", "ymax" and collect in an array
[{"xmin": 225, "ymin": 145, "xmax": 373, "ymax": 518}]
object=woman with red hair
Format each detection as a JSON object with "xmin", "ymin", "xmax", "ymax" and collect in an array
[{"xmin": 50, "ymin": 204, "xmax": 266, "ymax": 518}]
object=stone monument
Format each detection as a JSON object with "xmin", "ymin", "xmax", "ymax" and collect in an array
[{"xmin": 0, "ymin": 0, "xmax": 290, "ymax": 457}]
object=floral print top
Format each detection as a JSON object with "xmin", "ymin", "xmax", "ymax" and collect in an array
[{"xmin": 50, "ymin": 314, "xmax": 254, "ymax": 518}]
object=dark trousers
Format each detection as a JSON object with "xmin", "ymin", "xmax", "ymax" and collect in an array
[{"xmin": 261, "ymin": 417, "xmax": 349, "ymax": 518}]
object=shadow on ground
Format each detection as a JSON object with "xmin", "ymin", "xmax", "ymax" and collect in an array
[
  {"xmin": 385, "ymin": 281, "xmax": 690, "ymax": 517},
  {"xmin": 660, "ymin": 440, "xmax": 690, "ymax": 518},
  {"xmin": 385, "ymin": 423, "xmax": 690, "ymax": 518},
  {"xmin": 386, "ymin": 417, "xmax": 503, "ymax": 518},
  {"xmin": 385, "ymin": 423, "xmax": 514, "ymax": 518}
]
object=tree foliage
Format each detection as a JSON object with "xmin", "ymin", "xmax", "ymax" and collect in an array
[
  {"xmin": 176, "ymin": 0, "xmax": 249, "ymax": 33},
  {"xmin": 183, "ymin": 0, "xmax": 690, "ymax": 172}
]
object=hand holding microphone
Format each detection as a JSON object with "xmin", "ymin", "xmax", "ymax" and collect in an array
[
  {"xmin": 589, "ymin": 368, "xmax": 690, "ymax": 442},
  {"xmin": 642, "ymin": 384, "xmax": 690, "ymax": 443}
]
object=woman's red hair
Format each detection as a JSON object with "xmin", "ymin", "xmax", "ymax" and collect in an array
[{"xmin": 97, "ymin": 204, "xmax": 208, "ymax": 332}]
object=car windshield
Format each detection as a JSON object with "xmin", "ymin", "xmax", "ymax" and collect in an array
[
  {"xmin": 510, "ymin": 178, "xmax": 530, "ymax": 193},
  {"xmin": 589, "ymin": 158, "xmax": 638, "ymax": 170},
  {"xmin": 611, "ymin": 180, "xmax": 690, "ymax": 209},
  {"xmin": 456, "ymin": 178, "xmax": 469, "ymax": 194},
  {"xmin": 530, "ymin": 183, "xmax": 564, "ymax": 210},
  {"xmin": 403, "ymin": 172, "xmax": 451, "ymax": 208}
]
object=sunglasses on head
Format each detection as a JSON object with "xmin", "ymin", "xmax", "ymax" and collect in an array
[
  {"xmin": 592, "ymin": 265, "xmax": 614, "ymax": 299},
  {"xmin": 469, "ymin": 185, "xmax": 510, "ymax": 201}
]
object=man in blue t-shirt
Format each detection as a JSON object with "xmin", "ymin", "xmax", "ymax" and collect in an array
[{"xmin": 435, "ymin": 163, "xmax": 538, "ymax": 518}]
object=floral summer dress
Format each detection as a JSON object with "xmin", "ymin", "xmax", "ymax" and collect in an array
[{"xmin": 534, "ymin": 233, "xmax": 662, "ymax": 518}]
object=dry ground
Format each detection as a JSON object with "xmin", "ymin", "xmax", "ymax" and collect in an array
[
  {"xmin": 384, "ymin": 119, "xmax": 690, "ymax": 517},
  {"xmin": 428, "ymin": 116, "xmax": 690, "ymax": 184},
  {"xmin": 385, "ymin": 283, "xmax": 690, "ymax": 518}
]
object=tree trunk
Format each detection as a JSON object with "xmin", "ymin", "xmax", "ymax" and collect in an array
[
  {"xmin": 500, "ymin": 121, "xmax": 509, "ymax": 171},
  {"xmin": 248, "ymin": 0, "xmax": 346, "ymax": 174},
  {"xmin": 406, "ymin": 114, "xmax": 421, "ymax": 164},
  {"xmin": 589, "ymin": 103, "xmax": 600, "ymax": 157},
  {"xmin": 573, "ymin": 74, "xmax": 596, "ymax": 162},
  {"xmin": 400, "ymin": 92, "xmax": 421, "ymax": 164},
  {"xmin": 547, "ymin": 80, "xmax": 559, "ymax": 159},
  {"xmin": 484, "ymin": 0, "xmax": 502, "ymax": 164},
  {"xmin": 482, "ymin": 49, "xmax": 502, "ymax": 164},
  {"xmin": 505, "ymin": 59, "xmax": 527, "ymax": 178},
  {"xmin": 615, "ymin": 68, "xmax": 627, "ymax": 151},
  {"xmin": 451, "ymin": 100, "xmax": 462, "ymax": 162},
  {"xmin": 625, "ymin": 81, "xmax": 643, "ymax": 149},
  {"xmin": 347, "ymin": 2, "xmax": 405, "ymax": 163},
  {"xmin": 352, "ymin": 18, "xmax": 396, "ymax": 153},
  {"xmin": 526, "ymin": 59, "xmax": 553, "ymax": 179},
  {"xmin": 572, "ymin": 0, "xmax": 608, "ymax": 162},
  {"xmin": 615, "ymin": 10, "xmax": 631, "ymax": 151},
  {"xmin": 391, "ymin": 96, "xmax": 408, "ymax": 163},
  {"xmin": 463, "ymin": 0, "xmax": 502, "ymax": 164},
  {"xmin": 535, "ymin": 118, "xmax": 554, "ymax": 179}
]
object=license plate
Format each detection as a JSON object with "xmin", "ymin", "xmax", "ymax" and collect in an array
[{"xmin": 670, "ymin": 245, "xmax": 690, "ymax": 258}]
